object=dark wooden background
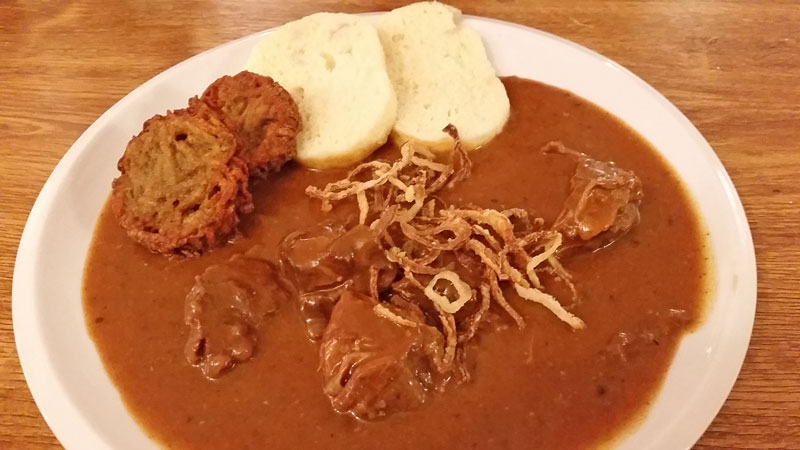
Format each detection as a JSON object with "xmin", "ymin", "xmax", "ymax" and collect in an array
[{"xmin": 1, "ymin": 1, "xmax": 798, "ymax": 448}]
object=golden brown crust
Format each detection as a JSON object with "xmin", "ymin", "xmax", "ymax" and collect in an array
[
  {"xmin": 198, "ymin": 71, "xmax": 301, "ymax": 177},
  {"xmin": 111, "ymin": 103, "xmax": 252, "ymax": 257}
]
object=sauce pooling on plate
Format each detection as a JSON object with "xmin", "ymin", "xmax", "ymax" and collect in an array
[{"xmin": 84, "ymin": 77, "xmax": 708, "ymax": 450}]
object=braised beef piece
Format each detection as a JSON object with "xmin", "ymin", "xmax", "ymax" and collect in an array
[
  {"xmin": 184, "ymin": 246, "xmax": 290, "ymax": 378},
  {"xmin": 280, "ymin": 223, "xmax": 397, "ymax": 339},
  {"xmin": 280, "ymin": 222, "xmax": 348, "ymax": 290},
  {"xmin": 320, "ymin": 290, "xmax": 450, "ymax": 420},
  {"xmin": 545, "ymin": 142, "xmax": 643, "ymax": 250}
]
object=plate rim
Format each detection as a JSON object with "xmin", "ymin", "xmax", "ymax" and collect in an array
[{"xmin": 12, "ymin": 13, "xmax": 756, "ymax": 450}]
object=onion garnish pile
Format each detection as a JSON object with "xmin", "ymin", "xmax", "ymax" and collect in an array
[{"xmin": 306, "ymin": 126, "xmax": 584, "ymax": 350}]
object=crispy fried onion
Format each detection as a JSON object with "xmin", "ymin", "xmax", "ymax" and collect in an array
[
  {"xmin": 526, "ymin": 232, "xmax": 562, "ymax": 288},
  {"xmin": 436, "ymin": 305, "xmax": 457, "ymax": 369},
  {"xmin": 305, "ymin": 126, "xmax": 584, "ymax": 367},
  {"xmin": 459, "ymin": 283, "xmax": 491, "ymax": 344},
  {"xmin": 424, "ymin": 271, "xmax": 474, "ymax": 314},
  {"xmin": 373, "ymin": 304, "xmax": 418, "ymax": 328},
  {"xmin": 513, "ymin": 284, "xmax": 585, "ymax": 329},
  {"xmin": 305, "ymin": 130, "xmax": 469, "ymax": 225}
]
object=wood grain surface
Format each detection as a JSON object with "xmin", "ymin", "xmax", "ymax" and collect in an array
[{"xmin": 1, "ymin": 1, "xmax": 798, "ymax": 448}]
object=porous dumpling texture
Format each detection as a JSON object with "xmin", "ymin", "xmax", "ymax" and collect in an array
[
  {"xmin": 377, "ymin": 2, "xmax": 510, "ymax": 151},
  {"xmin": 247, "ymin": 13, "xmax": 397, "ymax": 169}
]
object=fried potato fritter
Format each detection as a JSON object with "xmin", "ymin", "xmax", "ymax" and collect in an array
[
  {"xmin": 111, "ymin": 71, "xmax": 300, "ymax": 256},
  {"xmin": 111, "ymin": 102, "xmax": 253, "ymax": 256},
  {"xmin": 199, "ymin": 71, "xmax": 301, "ymax": 176}
]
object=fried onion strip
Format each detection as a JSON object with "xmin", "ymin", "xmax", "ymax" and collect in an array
[
  {"xmin": 305, "ymin": 141, "xmax": 417, "ymax": 204},
  {"xmin": 411, "ymin": 156, "xmax": 450, "ymax": 172},
  {"xmin": 489, "ymin": 271, "xmax": 525, "ymax": 329},
  {"xmin": 356, "ymin": 190, "xmax": 369, "ymax": 225},
  {"xmin": 431, "ymin": 303, "xmax": 457, "ymax": 370},
  {"xmin": 369, "ymin": 266, "xmax": 380, "ymax": 302},
  {"xmin": 445, "ymin": 208, "xmax": 515, "ymax": 242},
  {"xmin": 459, "ymin": 283, "xmax": 492, "ymax": 344},
  {"xmin": 513, "ymin": 284, "xmax": 585, "ymax": 330},
  {"xmin": 465, "ymin": 240, "xmax": 504, "ymax": 277},
  {"xmin": 369, "ymin": 205, "xmax": 399, "ymax": 236},
  {"xmin": 373, "ymin": 304, "xmax": 418, "ymax": 328},
  {"xmin": 526, "ymin": 233, "xmax": 562, "ymax": 288},
  {"xmin": 399, "ymin": 220, "xmax": 471, "ymax": 251},
  {"xmin": 471, "ymin": 224, "xmax": 502, "ymax": 251},
  {"xmin": 423, "ymin": 271, "xmax": 474, "ymax": 314},
  {"xmin": 386, "ymin": 247, "xmax": 444, "ymax": 275}
]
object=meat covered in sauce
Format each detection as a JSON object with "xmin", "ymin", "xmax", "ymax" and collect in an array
[
  {"xmin": 544, "ymin": 141, "xmax": 643, "ymax": 251},
  {"xmin": 184, "ymin": 246, "xmax": 290, "ymax": 378},
  {"xmin": 320, "ymin": 291, "xmax": 451, "ymax": 420},
  {"xmin": 280, "ymin": 223, "xmax": 397, "ymax": 339}
]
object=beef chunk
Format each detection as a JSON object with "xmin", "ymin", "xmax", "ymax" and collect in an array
[
  {"xmin": 545, "ymin": 142, "xmax": 643, "ymax": 249},
  {"xmin": 280, "ymin": 222, "xmax": 349, "ymax": 291},
  {"xmin": 280, "ymin": 223, "xmax": 397, "ymax": 339},
  {"xmin": 319, "ymin": 291, "xmax": 450, "ymax": 420},
  {"xmin": 184, "ymin": 246, "xmax": 290, "ymax": 378}
]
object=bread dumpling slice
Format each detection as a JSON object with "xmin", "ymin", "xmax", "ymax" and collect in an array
[
  {"xmin": 247, "ymin": 13, "xmax": 397, "ymax": 169},
  {"xmin": 377, "ymin": 2, "xmax": 510, "ymax": 152}
]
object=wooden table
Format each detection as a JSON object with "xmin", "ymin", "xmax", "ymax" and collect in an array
[{"xmin": 1, "ymin": 1, "xmax": 798, "ymax": 448}]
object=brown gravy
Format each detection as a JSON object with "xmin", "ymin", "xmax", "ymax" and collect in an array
[{"xmin": 84, "ymin": 77, "xmax": 707, "ymax": 449}]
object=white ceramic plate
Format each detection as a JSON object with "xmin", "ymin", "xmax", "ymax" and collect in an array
[{"xmin": 13, "ymin": 14, "xmax": 756, "ymax": 450}]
